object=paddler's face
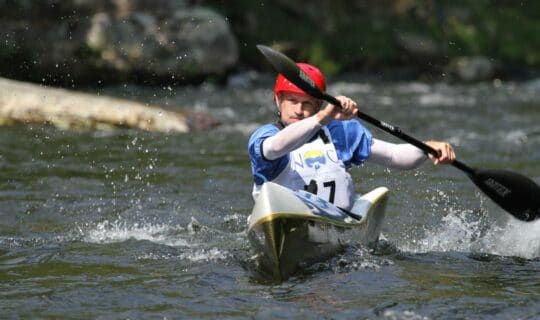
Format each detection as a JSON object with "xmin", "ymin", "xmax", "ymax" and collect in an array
[{"xmin": 277, "ymin": 92, "xmax": 322, "ymax": 126}]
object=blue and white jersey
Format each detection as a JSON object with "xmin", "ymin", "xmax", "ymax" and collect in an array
[{"xmin": 248, "ymin": 119, "xmax": 373, "ymax": 209}]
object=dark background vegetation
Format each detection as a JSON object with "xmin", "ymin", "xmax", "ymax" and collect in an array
[
  {"xmin": 0, "ymin": 0, "xmax": 539, "ymax": 83},
  {"xmin": 204, "ymin": 0, "xmax": 540, "ymax": 78}
]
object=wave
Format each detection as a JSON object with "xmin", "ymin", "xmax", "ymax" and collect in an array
[{"xmin": 79, "ymin": 217, "xmax": 237, "ymax": 263}]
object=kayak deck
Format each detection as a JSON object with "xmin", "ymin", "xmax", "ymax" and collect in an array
[{"xmin": 247, "ymin": 182, "xmax": 389, "ymax": 281}]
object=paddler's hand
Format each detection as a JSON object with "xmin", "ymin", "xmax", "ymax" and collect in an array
[
  {"xmin": 316, "ymin": 95, "xmax": 359, "ymax": 124},
  {"xmin": 424, "ymin": 140, "xmax": 456, "ymax": 165}
]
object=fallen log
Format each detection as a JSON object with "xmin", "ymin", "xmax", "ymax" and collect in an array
[{"xmin": 0, "ymin": 77, "xmax": 219, "ymax": 133}]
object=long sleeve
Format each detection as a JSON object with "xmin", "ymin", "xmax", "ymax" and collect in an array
[
  {"xmin": 262, "ymin": 116, "xmax": 322, "ymax": 160},
  {"xmin": 367, "ymin": 138, "xmax": 427, "ymax": 170}
]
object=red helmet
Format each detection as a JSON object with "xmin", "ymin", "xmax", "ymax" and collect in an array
[{"xmin": 273, "ymin": 63, "xmax": 326, "ymax": 95}]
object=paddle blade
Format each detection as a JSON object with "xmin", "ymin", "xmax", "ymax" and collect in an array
[
  {"xmin": 471, "ymin": 168, "xmax": 540, "ymax": 221},
  {"xmin": 256, "ymin": 45, "xmax": 325, "ymax": 99}
]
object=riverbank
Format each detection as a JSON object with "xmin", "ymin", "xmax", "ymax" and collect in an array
[{"xmin": 1, "ymin": 1, "xmax": 539, "ymax": 86}]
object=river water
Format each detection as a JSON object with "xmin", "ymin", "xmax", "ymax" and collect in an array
[{"xmin": 1, "ymin": 76, "xmax": 539, "ymax": 319}]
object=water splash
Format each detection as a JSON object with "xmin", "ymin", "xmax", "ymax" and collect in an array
[
  {"xmin": 399, "ymin": 209, "xmax": 540, "ymax": 259},
  {"xmin": 483, "ymin": 219, "xmax": 540, "ymax": 259},
  {"xmin": 178, "ymin": 247, "xmax": 231, "ymax": 262},
  {"xmin": 79, "ymin": 217, "xmax": 236, "ymax": 263},
  {"xmin": 137, "ymin": 247, "xmax": 231, "ymax": 263},
  {"xmin": 383, "ymin": 309, "xmax": 429, "ymax": 320},
  {"xmin": 334, "ymin": 246, "xmax": 395, "ymax": 273},
  {"xmin": 81, "ymin": 219, "xmax": 189, "ymax": 247}
]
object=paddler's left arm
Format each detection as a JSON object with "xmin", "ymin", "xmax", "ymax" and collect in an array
[
  {"xmin": 368, "ymin": 139, "xmax": 456, "ymax": 169},
  {"xmin": 321, "ymin": 96, "xmax": 456, "ymax": 167}
]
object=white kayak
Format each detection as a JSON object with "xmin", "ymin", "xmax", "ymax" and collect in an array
[{"xmin": 247, "ymin": 182, "xmax": 389, "ymax": 280}]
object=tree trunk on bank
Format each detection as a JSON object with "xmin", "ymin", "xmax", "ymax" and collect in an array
[{"xmin": 0, "ymin": 78, "xmax": 218, "ymax": 133}]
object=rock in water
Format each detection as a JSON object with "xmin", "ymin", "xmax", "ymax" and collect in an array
[{"xmin": 0, "ymin": 77, "xmax": 219, "ymax": 132}]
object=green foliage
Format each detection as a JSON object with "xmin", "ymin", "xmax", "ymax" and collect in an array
[
  {"xmin": 304, "ymin": 41, "xmax": 340, "ymax": 75},
  {"xmin": 203, "ymin": 0, "xmax": 540, "ymax": 73},
  {"xmin": 446, "ymin": 19, "xmax": 482, "ymax": 55},
  {"xmin": 493, "ymin": 6, "xmax": 540, "ymax": 65},
  {"xmin": 77, "ymin": 44, "xmax": 103, "ymax": 60}
]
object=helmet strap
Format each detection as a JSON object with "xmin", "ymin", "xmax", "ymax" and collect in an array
[{"xmin": 274, "ymin": 94, "xmax": 282, "ymax": 118}]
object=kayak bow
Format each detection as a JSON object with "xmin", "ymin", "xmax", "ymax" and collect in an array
[{"xmin": 247, "ymin": 182, "xmax": 388, "ymax": 280}]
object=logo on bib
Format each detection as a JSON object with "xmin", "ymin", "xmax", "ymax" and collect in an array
[{"xmin": 304, "ymin": 150, "xmax": 326, "ymax": 170}]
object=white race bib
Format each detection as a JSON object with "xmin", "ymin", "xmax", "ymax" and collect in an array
[{"xmin": 271, "ymin": 127, "xmax": 355, "ymax": 209}]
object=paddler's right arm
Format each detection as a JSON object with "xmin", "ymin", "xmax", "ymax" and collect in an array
[
  {"xmin": 262, "ymin": 95, "xmax": 359, "ymax": 161},
  {"xmin": 262, "ymin": 116, "xmax": 322, "ymax": 160},
  {"xmin": 368, "ymin": 139, "xmax": 456, "ymax": 168}
]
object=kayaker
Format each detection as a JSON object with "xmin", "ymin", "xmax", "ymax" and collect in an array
[{"xmin": 248, "ymin": 63, "xmax": 456, "ymax": 210}]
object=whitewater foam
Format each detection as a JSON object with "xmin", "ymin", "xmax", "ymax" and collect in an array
[
  {"xmin": 82, "ymin": 219, "xmax": 189, "ymax": 247},
  {"xmin": 484, "ymin": 218, "xmax": 540, "ymax": 259},
  {"xmin": 399, "ymin": 209, "xmax": 540, "ymax": 259},
  {"xmin": 137, "ymin": 247, "xmax": 231, "ymax": 263}
]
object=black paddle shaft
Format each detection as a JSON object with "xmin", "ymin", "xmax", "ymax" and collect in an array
[
  {"xmin": 257, "ymin": 44, "xmax": 540, "ymax": 222},
  {"xmin": 355, "ymin": 105, "xmax": 474, "ymax": 174}
]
